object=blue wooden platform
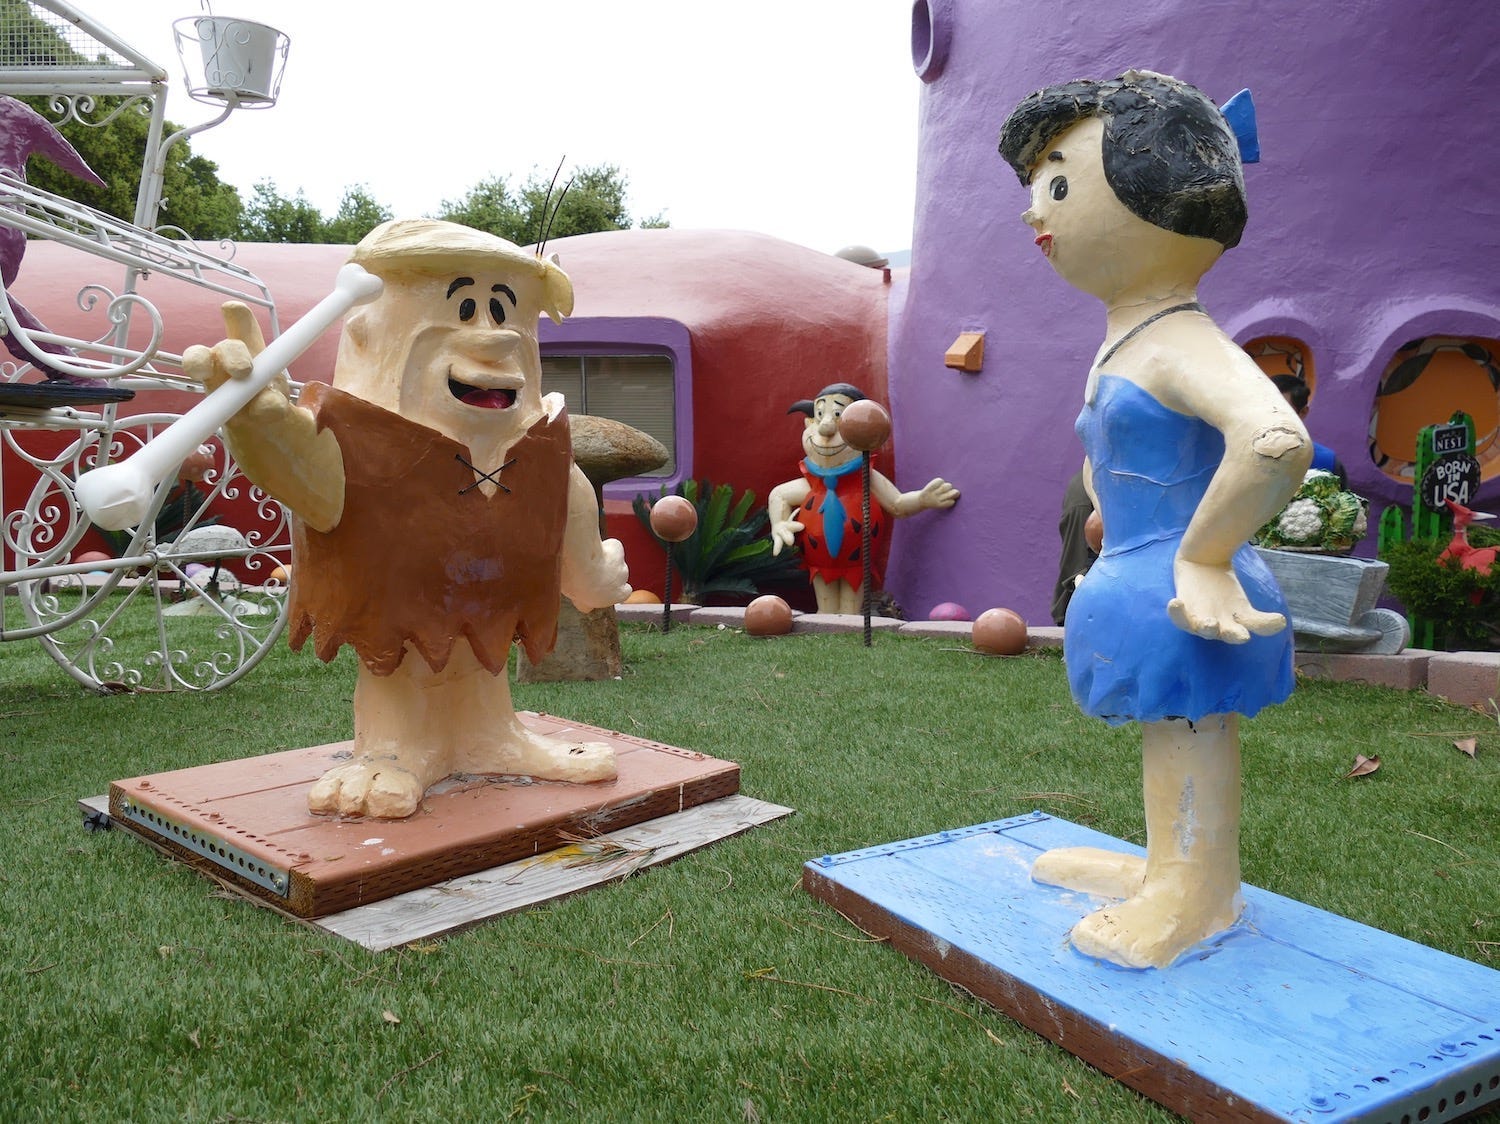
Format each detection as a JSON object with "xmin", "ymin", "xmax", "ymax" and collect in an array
[{"xmin": 803, "ymin": 812, "xmax": 1500, "ymax": 1123}]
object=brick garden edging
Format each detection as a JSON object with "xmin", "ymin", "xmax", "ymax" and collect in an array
[{"xmin": 615, "ymin": 604, "xmax": 1500, "ymax": 712}]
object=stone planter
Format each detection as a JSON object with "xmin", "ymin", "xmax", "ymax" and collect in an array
[{"xmin": 1254, "ymin": 547, "xmax": 1409, "ymax": 653}]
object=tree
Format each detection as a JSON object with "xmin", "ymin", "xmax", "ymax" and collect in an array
[
  {"xmin": 432, "ymin": 176, "xmax": 521, "ymax": 241},
  {"xmin": 4, "ymin": 0, "xmax": 243, "ymax": 240},
  {"xmin": 237, "ymin": 181, "xmax": 324, "ymax": 243},
  {"xmin": 323, "ymin": 185, "xmax": 392, "ymax": 244},
  {"xmin": 22, "ymin": 100, "xmax": 245, "ymax": 240},
  {"xmin": 436, "ymin": 162, "xmax": 667, "ymax": 243},
  {"xmin": 235, "ymin": 181, "xmax": 392, "ymax": 244}
]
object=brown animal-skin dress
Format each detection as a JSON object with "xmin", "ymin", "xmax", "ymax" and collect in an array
[{"xmin": 287, "ymin": 382, "xmax": 572, "ymax": 676}]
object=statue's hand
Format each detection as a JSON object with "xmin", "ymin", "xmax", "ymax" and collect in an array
[
  {"xmin": 919, "ymin": 478, "xmax": 960, "ymax": 510},
  {"xmin": 1167, "ymin": 557, "xmax": 1285, "ymax": 644},
  {"xmin": 568, "ymin": 538, "xmax": 631, "ymax": 611},
  {"xmin": 182, "ymin": 338, "xmax": 254, "ymax": 394},
  {"xmin": 770, "ymin": 518, "xmax": 804, "ymax": 555},
  {"xmin": 182, "ymin": 302, "xmax": 289, "ymax": 404}
]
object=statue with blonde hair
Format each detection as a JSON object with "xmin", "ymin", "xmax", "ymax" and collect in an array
[{"xmin": 187, "ymin": 220, "xmax": 630, "ymax": 818}]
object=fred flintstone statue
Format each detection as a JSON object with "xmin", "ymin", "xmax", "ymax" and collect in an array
[
  {"xmin": 998, "ymin": 72, "xmax": 1310, "ymax": 968},
  {"xmin": 186, "ymin": 219, "xmax": 631, "ymax": 819},
  {"xmin": 768, "ymin": 382, "xmax": 958, "ymax": 615}
]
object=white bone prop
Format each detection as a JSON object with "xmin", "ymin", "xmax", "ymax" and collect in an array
[{"xmin": 75, "ymin": 263, "xmax": 384, "ymax": 531}]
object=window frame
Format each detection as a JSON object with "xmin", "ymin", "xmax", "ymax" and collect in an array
[{"xmin": 538, "ymin": 316, "xmax": 693, "ymax": 501}]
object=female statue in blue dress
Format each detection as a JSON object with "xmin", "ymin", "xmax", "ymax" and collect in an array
[{"xmin": 998, "ymin": 72, "xmax": 1312, "ymax": 968}]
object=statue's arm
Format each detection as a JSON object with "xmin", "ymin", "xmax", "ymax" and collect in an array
[
  {"xmin": 559, "ymin": 464, "xmax": 631, "ymax": 611},
  {"xmin": 182, "ymin": 302, "xmax": 344, "ymax": 532},
  {"xmin": 1153, "ymin": 333, "xmax": 1311, "ymax": 642},
  {"xmin": 768, "ymin": 477, "xmax": 812, "ymax": 554}
]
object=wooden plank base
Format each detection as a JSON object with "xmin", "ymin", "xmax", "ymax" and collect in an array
[
  {"xmin": 803, "ymin": 812, "xmax": 1500, "ymax": 1124},
  {"xmin": 108, "ymin": 712, "xmax": 741, "ymax": 917},
  {"xmin": 83, "ymin": 792, "xmax": 792, "ymax": 950}
]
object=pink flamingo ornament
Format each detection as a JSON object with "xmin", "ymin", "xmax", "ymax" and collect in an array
[{"xmin": 1438, "ymin": 499, "xmax": 1498, "ymax": 577}]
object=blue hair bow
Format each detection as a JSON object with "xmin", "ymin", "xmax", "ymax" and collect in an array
[{"xmin": 1220, "ymin": 89, "xmax": 1259, "ymax": 164}]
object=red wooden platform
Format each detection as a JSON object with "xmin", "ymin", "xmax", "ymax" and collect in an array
[{"xmin": 108, "ymin": 712, "xmax": 739, "ymax": 917}]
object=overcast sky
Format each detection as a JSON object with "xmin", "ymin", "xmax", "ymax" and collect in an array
[{"xmin": 87, "ymin": 1, "xmax": 921, "ymax": 255}]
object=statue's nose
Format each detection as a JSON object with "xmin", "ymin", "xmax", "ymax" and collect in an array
[{"xmin": 461, "ymin": 328, "xmax": 520, "ymax": 361}]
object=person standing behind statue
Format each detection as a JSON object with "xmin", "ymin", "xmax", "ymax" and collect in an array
[
  {"xmin": 1271, "ymin": 374, "xmax": 1346, "ymax": 487},
  {"xmin": 1052, "ymin": 469, "xmax": 1098, "ymax": 624}
]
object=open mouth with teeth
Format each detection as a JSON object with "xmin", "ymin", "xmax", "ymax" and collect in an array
[{"xmin": 449, "ymin": 379, "xmax": 517, "ymax": 409}]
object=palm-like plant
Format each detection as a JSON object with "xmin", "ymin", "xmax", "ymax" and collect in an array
[{"xmin": 632, "ymin": 479, "xmax": 804, "ymax": 602}]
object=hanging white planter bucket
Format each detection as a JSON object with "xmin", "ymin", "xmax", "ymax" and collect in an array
[{"xmin": 174, "ymin": 16, "xmax": 290, "ymax": 106}]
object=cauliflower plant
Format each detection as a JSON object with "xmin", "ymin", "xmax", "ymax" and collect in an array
[{"xmin": 1254, "ymin": 470, "xmax": 1369, "ymax": 552}]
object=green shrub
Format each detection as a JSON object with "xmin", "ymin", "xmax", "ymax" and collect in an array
[
  {"xmin": 1381, "ymin": 536, "xmax": 1500, "ymax": 650},
  {"xmin": 632, "ymin": 479, "xmax": 804, "ymax": 602}
]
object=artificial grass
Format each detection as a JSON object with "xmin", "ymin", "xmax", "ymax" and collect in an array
[{"xmin": 3, "ymin": 619, "xmax": 1498, "ymax": 1122}]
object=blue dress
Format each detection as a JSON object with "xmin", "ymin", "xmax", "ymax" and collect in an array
[{"xmin": 1064, "ymin": 374, "xmax": 1294, "ymax": 725}]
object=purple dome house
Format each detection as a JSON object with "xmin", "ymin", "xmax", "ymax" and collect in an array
[{"xmin": 882, "ymin": 0, "xmax": 1500, "ymax": 622}]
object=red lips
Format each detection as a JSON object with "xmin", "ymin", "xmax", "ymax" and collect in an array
[{"xmin": 1035, "ymin": 233, "xmax": 1053, "ymax": 258}]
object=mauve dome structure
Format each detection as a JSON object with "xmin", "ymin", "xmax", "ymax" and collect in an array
[{"xmin": 883, "ymin": 0, "xmax": 1500, "ymax": 622}]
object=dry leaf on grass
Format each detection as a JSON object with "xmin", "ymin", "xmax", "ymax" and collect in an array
[
  {"xmin": 1343, "ymin": 754, "xmax": 1381, "ymax": 779},
  {"xmin": 1455, "ymin": 737, "xmax": 1478, "ymax": 758},
  {"xmin": 382, "ymin": 1009, "xmax": 401, "ymax": 1025}
]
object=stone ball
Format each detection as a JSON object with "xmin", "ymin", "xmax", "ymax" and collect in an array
[
  {"xmin": 838, "ymin": 399, "xmax": 892, "ymax": 452},
  {"xmin": 928, "ymin": 601, "xmax": 971, "ymax": 622},
  {"xmin": 1085, "ymin": 510, "xmax": 1104, "ymax": 553},
  {"xmin": 625, "ymin": 589, "xmax": 663, "ymax": 605},
  {"xmin": 973, "ymin": 607, "xmax": 1028, "ymax": 655},
  {"xmin": 650, "ymin": 495, "xmax": 698, "ymax": 542},
  {"xmin": 744, "ymin": 594, "xmax": 794, "ymax": 636}
]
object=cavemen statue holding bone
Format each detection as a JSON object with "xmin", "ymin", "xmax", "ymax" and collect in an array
[{"xmin": 185, "ymin": 220, "xmax": 631, "ymax": 819}]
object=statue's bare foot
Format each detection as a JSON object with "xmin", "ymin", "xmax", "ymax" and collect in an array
[
  {"xmin": 1068, "ymin": 883, "xmax": 1243, "ymax": 969},
  {"xmin": 308, "ymin": 756, "xmax": 430, "ymax": 819},
  {"xmin": 459, "ymin": 726, "xmax": 617, "ymax": 784},
  {"xmin": 1031, "ymin": 846, "xmax": 1146, "ymax": 899}
]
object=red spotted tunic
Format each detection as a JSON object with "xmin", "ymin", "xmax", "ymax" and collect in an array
[{"xmin": 795, "ymin": 456, "xmax": 887, "ymax": 585}]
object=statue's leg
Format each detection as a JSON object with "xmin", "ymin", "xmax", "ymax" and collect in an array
[
  {"xmin": 1031, "ymin": 846, "xmax": 1145, "ymax": 899},
  {"xmin": 1066, "ymin": 714, "xmax": 1245, "ymax": 969},
  {"xmin": 836, "ymin": 578, "xmax": 864, "ymax": 615},
  {"xmin": 444, "ymin": 643, "xmax": 616, "ymax": 784},
  {"xmin": 308, "ymin": 653, "xmax": 460, "ymax": 818},
  {"xmin": 307, "ymin": 640, "xmax": 617, "ymax": 818},
  {"xmin": 810, "ymin": 575, "xmax": 840, "ymax": 614}
]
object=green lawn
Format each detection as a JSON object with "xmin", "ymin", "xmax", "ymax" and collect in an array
[{"xmin": 3, "ymin": 620, "xmax": 1497, "ymax": 1122}]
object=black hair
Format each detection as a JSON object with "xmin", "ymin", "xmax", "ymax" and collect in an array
[
  {"xmin": 1270, "ymin": 373, "xmax": 1309, "ymax": 413},
  {"xmin": 787, "ymin": 382, "xmax": 866, "ymax": 417},
  {"xmin": 998, "ymin": 69, "xmax": 1247, "ymax": 249}
]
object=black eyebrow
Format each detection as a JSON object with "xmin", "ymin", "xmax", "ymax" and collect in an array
[
  {"xmin": 1047, "ymin": 150, "xmax": 1065, "ymax": 162},
  {"xmin": 447, "ymin": 277, "xmax": 475, "ymax": 299},
  {"xmin": 492, "ymin": 283, "xmax": 517, "ymax": 305}
]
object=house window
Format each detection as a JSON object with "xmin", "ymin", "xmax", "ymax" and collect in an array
[{"xmin": 541, "ymin": 353, "xmax": 676, "ymax": 477}]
